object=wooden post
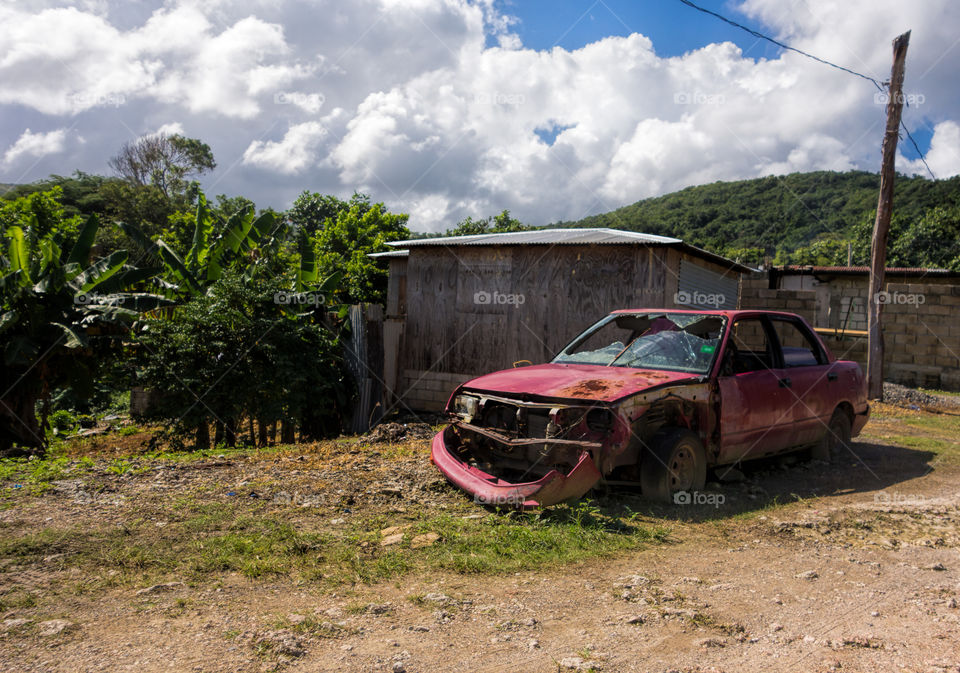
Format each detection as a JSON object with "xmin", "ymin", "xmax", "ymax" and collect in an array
[{"xmin": 867, "ymin": 30, "xmax": 910, "ymax": 401}]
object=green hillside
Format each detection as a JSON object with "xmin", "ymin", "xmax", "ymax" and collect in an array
[{"xmin": 553, "ymin": 171, "xmax": 960, "ymax": 267}]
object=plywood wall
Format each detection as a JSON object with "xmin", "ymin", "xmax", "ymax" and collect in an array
[{"xmin": 402, "ymin": 244, "xmax": 673, "ymax": 376}]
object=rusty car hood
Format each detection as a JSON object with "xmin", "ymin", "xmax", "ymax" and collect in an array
[{"xmin": 461, "ymin": 363, "xmax": 699, "ymax": 403}]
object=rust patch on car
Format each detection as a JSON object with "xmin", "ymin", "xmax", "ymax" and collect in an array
[{"xmin": 558, "ymin": 378, "xmax": 619, "ymax": 396}]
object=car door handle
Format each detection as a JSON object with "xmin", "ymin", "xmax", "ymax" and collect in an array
[
  {"xmin": 779, "ymin": 377, "xmax": 792, "ymax": 388},
  {"xmin": 827, "ymin": 372, "xmax": 838, "ymax": 381}
]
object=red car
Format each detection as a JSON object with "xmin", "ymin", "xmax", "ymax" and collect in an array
[{"xmin": 431, "ymin": 309, "xmax": 869, "ymax": 507}]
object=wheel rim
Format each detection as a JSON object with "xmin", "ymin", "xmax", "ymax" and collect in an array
[{"xmin": 668, "ymin": 445, "xmax": 696, "ymax": 491}]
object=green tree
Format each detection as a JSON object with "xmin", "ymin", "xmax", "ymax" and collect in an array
[
  {"xmin": 446, "ymin": 209, "xmax": 528, "ymax": 236},
  {"xmin": 288, "ymin": 191, "xmax": 372, "ymax": 235},
  {"xmin": 773, "ymin": 235, "xmax": 849, "ymax": 267},
  {"xmin": 135, "ymin": 272, "xmax": 348, "ymax": 449},
  {"xmin": 849, "ymin": 204, "xmax": 960, "ymax": 270},
  {"xmin": 313, "ymin": 203, "xmax": 409, "ymax": 305},
  {"xmin": 0, "ymin": 190, "xmax": 168, "ymax": 456},
  {"xmin": 109, "ymin": 133, "xmax": 215, "ymax": 199}
]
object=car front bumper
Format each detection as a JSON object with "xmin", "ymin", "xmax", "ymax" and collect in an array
[{"xmin": 430, "ymin": 425, "xmax": 603, "ymax": 508}]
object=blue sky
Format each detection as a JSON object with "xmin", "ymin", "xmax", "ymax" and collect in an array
[
  {"xmin": 508, "ymin": 0, "xmax": 933, "ymax": 158},
  {"xmin": 0, "ymin": 0, "xmax": 956, "ymax": 229},
  {"xmin": 506, "ymin": 0, "xmax": 777, "ymax": 57}
]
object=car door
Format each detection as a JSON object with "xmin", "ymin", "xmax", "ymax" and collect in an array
[
  {"xmin": 716, "ymin": 316, "xmax": 795, "ymax": 464},
  {"xmin": 767, "ymin": 316, "xmax": 835, "ymax": 447}
]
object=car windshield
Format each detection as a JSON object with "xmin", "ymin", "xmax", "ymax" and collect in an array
[{"xmin": 553, "ymin": 312, "xmax": 725, "ymax": 374}]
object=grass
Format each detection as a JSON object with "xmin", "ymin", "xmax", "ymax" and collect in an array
[
  {"xmin": 861, "ymin": 404, "xmax": 960, "ymax": 464},
  {"xmin": 1, "ymin": 403, "xmax": 954, "ymax": 609},
  {"xmin": 0, "ymin": 495, "xmax": 669, "ymax": 600}
]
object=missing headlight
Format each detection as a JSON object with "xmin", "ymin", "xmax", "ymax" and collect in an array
[
  {"xmin": 586, "ymin": 408, "xmax": 615, "ymax": 434},
  {"xmin": 452, "ymin": 394, "xmax": 479, "ymax": 421}
]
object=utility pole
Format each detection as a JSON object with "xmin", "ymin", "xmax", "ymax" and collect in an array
[{"xmin": 867, "ymin": 30, "xmax": 910, "ymax": 401}]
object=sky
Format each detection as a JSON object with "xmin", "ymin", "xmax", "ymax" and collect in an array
[{"xmin": 1, "ymin": 0, "xmax": 958, "ymax": 232}]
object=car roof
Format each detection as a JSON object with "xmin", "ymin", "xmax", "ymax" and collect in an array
[{"xmin": 609, "ymin": 308, "xmax": 805, "ymax": 320}]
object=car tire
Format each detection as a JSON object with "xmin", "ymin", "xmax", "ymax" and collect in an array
[
  {"xmin": 641, "ymin": 427, "xmax": 707, "ymax": 503},
  {"xmin": 811, "ymin": 408, "xmax": 852, "ymax": 462}
]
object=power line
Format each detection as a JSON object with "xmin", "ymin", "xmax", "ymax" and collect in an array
[
  {"xmin": 900, "ymin": 120, "xmax": 936, "ymax": 179},
  {"xmin": 676, "ymin": 0, "xmax": 883, "ymax": 86},
  {"xmin": 676, "ymin": 0, "xmax": 936, "ymax": 179}
]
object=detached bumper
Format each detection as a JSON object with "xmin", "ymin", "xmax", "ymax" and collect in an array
[{"xmin": 430, "ymin": 426, "xmax": 602, "ymax": 508}]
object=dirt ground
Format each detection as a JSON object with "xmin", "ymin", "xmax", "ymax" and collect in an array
[{"xmin": 1, "ymin": 404, "xmax": 959, "ymax": 673}]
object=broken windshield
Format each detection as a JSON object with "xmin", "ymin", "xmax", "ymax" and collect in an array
[{"xmin": 553, "ymin": 312, "xmax": 724, "ymax": 374}]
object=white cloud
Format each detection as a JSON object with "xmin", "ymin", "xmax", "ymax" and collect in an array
[
  {"xmin": 925, "ymin": 121, "xmax": 960, "ymax": 177},
  {"xmin": 153, "ymin": 122, "xmax": 185, "ymax": 137},
  {"xmin": 3, "ymin": 128, "xmax": 68, "ymax": 166},
  {"xmin": 1, "ymin": 0, "xmax": 959, "ymax": 231},
  {"xmin": 242, "ymin": 121, "xmax": 327, "ymax": 173},
  {"xmin": 0, "ymin": 3, "xmax": 314, "ymax": 118}
]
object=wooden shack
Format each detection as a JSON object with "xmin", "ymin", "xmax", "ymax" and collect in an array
[{"xmin": 375, "ymin": 228, "xmax": 753, "ymax": 411}]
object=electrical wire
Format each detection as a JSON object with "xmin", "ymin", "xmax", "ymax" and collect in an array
[{"xmin": 676, "ymin": 0, "xmax": 936, "ymax": 179}]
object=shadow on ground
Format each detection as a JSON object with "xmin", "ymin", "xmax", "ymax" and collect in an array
[{"xmin": 585, "ymin": 439, "xmax": 937, "ymax": 523}]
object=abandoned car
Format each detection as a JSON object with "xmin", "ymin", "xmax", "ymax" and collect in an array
[{"xmin": 431, "ymin": 309, "xmax": 869, "ymax": 507}]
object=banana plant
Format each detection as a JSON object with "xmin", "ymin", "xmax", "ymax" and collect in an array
[
  {"xmin": 1, "ymin": 211, "xmax": 170, "ymax": 456},
  {"xmin": 122, "ymin": 192, "xmax": 281, "ymax": 301}
]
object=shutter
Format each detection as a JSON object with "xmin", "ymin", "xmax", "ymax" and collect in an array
[{"xmin": 676, "ymin": 259, "xmax": 739, "ymax": 309}]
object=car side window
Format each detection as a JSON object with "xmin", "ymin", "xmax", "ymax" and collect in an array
[
  {"xmin": 770, "ymin": 318, "xmax": 827, "ymax": 367},
  {"xmin": 725, "ymin": 318, "xmax": 774, "ymax": 374}
]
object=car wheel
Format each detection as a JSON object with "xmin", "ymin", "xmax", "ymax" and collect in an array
[
  {"xmin": 811, "ymin": 408, "xmax": 852, "ymax": 462},
  {"xmin": 641, "ymin": 427, "xmax": 707, "ymax": 503}
]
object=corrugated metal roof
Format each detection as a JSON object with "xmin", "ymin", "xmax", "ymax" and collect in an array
[
  {"xmin": 778, "ymin": 265, "xmax": 959, "ymax": 277},
  {"xmin": 368, "ymin": 250, "xmax": 409, "ymax": 258},
  {"xmin": 386, "ymin": 228, "xmax": 682, "ymax": 247}
]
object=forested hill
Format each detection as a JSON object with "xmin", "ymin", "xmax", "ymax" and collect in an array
[{"xmin": 552, "ymin": 171, "xmax": 960, "ymax": 267}]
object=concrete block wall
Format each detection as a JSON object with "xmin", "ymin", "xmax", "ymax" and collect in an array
[
  {"xmin": 400, "ymin": 369, "xmax": 478, "ymax": 413},
  {"xmin": 738, "ymin": 274, "xmax": 818, "ymax": 325},
  {"xmin": 740, "ymin": 276, "xmax": 960, "ymax": 391}
]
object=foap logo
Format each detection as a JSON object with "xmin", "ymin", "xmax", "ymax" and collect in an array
[
  {"xmin": 74, "ymin": 292, "xmax": 106, "ymax": 306},
  {"xmin": 673, "ymin": 91, "xmax": 725, "ymax": 106},
  {"xmin": 474, "ymin": 290, "xmax": 525, "ymax": 308},
  {"xmin": 875, "ymin": 291, "xmax": 925, "ymax": 306},
  {"xmin": 274, "ymin": 292, "xmax": 325, "ymax": 306},
  {"xmin": 473, "ymin": 91, "xmax": 525, "ymax": 106},
  {"xmin": 673, "ymin": 490, "xmax": 725, "ymax": 508},
  {"xmin": 274, "ymin": 92, "xmax": 325, "ymax": 112},
  {"xmin": 873, "ymin": 490, "xmax": 926, "ymax": 505},
  {"xmin": 474, "ymin": 492, "xmax": 525, "ymax": 507},
  {"xmin": 873, "ymin": 91, "xmax": 925, "ymax": 106},
  {"xmin": 675, "ymin": 290, "xmax": 725, "ymax": 307},
  {"xmin": 70, "ymin": 92, "xmax": 126, "ymax": 108}
]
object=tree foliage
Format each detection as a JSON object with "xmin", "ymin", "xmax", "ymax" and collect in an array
[
  {"xmin": 557, "ymin": 170, "xmax": 960, "ymax": 267},
  {"xmin": 312, "ymin": 202, "xmax": 409, "ymax": 305},
  {"xmin": 135, "ymin": 272, "xmax": 349, "ymax": 449},
  {"xmin": 445, "ymin": 209, "xmax": 529, "ymax": 236},
  {"xmin": 109, "ymin": 133, "xmax": 215, "ymax": 199},
  {"xmin": 0, "ymin": 190, "xmax": 169, "ymax": 456},
  {"xmin": 288, "ymin": 191, "xmax": 372, "ymax": 235}
]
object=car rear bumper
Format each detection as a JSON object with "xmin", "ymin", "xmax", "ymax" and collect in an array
[{"xmin": 430, "ymin": 425, "xmax": 602, "ymax": 508}]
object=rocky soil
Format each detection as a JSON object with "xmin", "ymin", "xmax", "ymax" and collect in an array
[{"xmin": 1, "ymin": 408, "xmax": 958, "ymax": 673}]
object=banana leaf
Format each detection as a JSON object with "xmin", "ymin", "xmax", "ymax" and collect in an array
[
  {"xmin": 72, "ymin": 250, "xmax": 128, "ymax": 293},
  {"xmin": 67, "ymin": 214, "xmax": 99, "ymax": 266}
]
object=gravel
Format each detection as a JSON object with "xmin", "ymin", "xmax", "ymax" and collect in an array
[{"xmin": 882, "ymin": 383, "xmax": 960, "ymax": 410}]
